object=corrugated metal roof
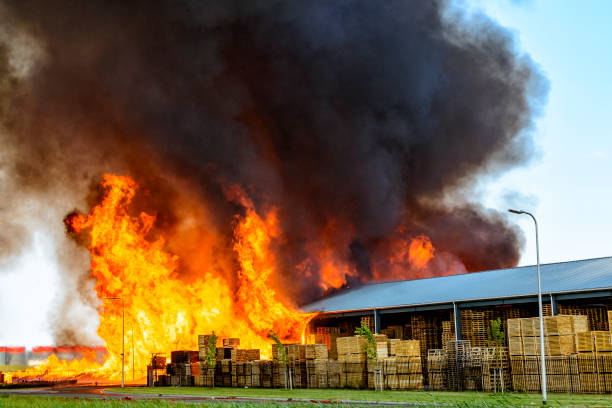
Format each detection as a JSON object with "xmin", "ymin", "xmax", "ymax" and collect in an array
[{"xmin": 301, "ymin": 256, "xmax": 612, "ymax": 313}]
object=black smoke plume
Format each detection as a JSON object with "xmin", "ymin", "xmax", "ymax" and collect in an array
[{"xmin": 0, "ymin": 0, "xmax": 547, "ymax": 342}]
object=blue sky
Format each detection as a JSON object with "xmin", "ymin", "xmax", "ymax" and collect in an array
[{"xmin": 466, "ymin": 0, "xmax": 612, "ymax": 267}]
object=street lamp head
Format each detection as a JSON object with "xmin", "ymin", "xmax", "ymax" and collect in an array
[{"xmin": 508, "ymin": 209, "xmax": 524, "ymax": 214}]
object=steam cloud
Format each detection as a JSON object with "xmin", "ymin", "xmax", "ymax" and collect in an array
[{"xmin": 0, "ymin": 1, "xmax": 547, "ymax": 344}]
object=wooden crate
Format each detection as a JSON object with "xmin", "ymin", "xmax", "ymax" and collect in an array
[
  {"xmin": 521, "ymin": 318, "xmax": 538, "ymax": 337},
  {"xmin": 338, "ymin": 353, "xmax": 366, "ymax": 363},
  {"xmin": 508, "ymin": 336, "xmax": 523, "ymax": 356},
  {"xmin": 396, "ymin": 356, "xmax": 421, "ymax": 374},
  {"xmin": 507, "ymin": 318, "xmax": 522, "ymax": 338},
  {"xmin": 522, "ymin": 337, "xmax": 542, "ymax": 356},
  {"xmin": 395, "ymin": 340, "xmax": 420, "ymax": 357},
  {"xmin": 386, "ymin": 325, "xmax": 404, "ymax": 339},
  {"xmin": 577, "ymin": 332, "xmax": 594, "ymax": 352},
  {"xmin": 579, "ymin": 373, "xmax": 603, "ymax": 393},
  {"xmin": 336, "ymin": 336, "xmax": 366, "ymax": 355},
  {"xmin": 592, "ymin": 331, "xmax": 612, "ymax": 352},
  {"xmin": 246, "ymin": 349, "xmax": 260, "ymax": 361},
  {"xmin": 571, "ymin": 315, "xmax": 590, "ymax": 333},
  {"xmin": 597, "ymin": 352, "xmax": 612, "ymax": 373},
  {"xmin": 286, "ymin": 344, "xmax": 306, "ymax": 361},
  {"xmin": 441, "ymin": 321, "xmax": 455, "ymax": 349},
  {"xmin": 305, "ymin": 344, "xmax": 328, "ymax": 360},
  {"xmin": 510, "ymin": 356, "xmax": 524, "ymax": 374},
  {"xmin": 223, "ymin": 338, "xmax": 240, "ymax": 348},
  {"xmin": 546, "ymin": 335, "xmax": 576, "ymax": 356},
  {"xmin": 388, "ymin": 339, "xmax": 401, "ymax": 356},
  {"xmin": 375, "ymin": 342, "xmax": 388, "ymax": 359},
  {"xmin": 578, "ymin": 353, "xmax": 597, "ymax": 373},
  {"xmin": 544, "ymin": 315, "xmax": 573, "ymax": 336}
]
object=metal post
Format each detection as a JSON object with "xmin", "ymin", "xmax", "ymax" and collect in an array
[
  {"xmin": 453, "ymin": 302, "xmax": 462, "ymax": 341},
  {"xmin": 104, "ymin": 297, "xmax": 124, "ymax": 388},
  {"xmin": 509, "ymin": 209, "xmax": 546, "ymax": 405},
  {"xmin": 373, "ymin": 309, "xmax": 380, "ymax": 334},
  {"xmin": 122, "ymin": 299, "xmax": 125, "ymax": 388},
  {"xmin": 550, "ymin": 294, "xmax": 558, "ymax": 316}
]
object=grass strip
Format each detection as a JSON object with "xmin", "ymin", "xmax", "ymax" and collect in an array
[{"xmin": 108, "ymin": 386, "xmax": 612, "ymax": 407}]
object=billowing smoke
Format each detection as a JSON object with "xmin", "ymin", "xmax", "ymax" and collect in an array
[{"xmin": 0, "ymin": 0, "xmax": 547, "ymax": 343}]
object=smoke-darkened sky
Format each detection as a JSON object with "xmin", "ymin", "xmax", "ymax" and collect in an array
[{"xmin": 0, "ymin": 0, "xmax": 547, "ymax": 345}]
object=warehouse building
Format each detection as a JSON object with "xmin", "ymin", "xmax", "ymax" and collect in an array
[{"xmin": 304, "ymin": 256, "xmax": 612, "ymax": 346}]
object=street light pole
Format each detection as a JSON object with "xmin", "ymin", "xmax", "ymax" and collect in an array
[
  {"xmin": 509, "ymin": 209, "xmax": 547, "ymax": 405},
  {"xmin": 104, "ymin": 297, "xmax": 125, "ymax": 388}
]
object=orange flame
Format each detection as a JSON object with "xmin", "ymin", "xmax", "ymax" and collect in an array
[
  {"xmin": 408, "ymin": 235, "xmax": 435, "ymax": 269},
  {"xmin": 11, "ymin": 174, "xmax": 312, "ymax": 382}
]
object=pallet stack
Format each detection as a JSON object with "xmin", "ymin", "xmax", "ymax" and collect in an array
[
  {"xmin": 559, "ymin": 305, "xmax": 609, "ymax": 331},
  {"xmin": 167, "ymin": 350, "xmax": 198, "ymax": 386},
  {"xmin": 508, "ymin": 315, "xmax": 588, "ymax": 358},
  {"xmin": 230, "ymin": 348, "xmax": 261, "ymax": 363},
  {"xmin": 460, "ymin": 311, "xmax": 486, "ymax": 347},
  {"xmin": 380, "ymin": 325, "xmax": 404, "ymax": 340},
  {"xmin": 305, "ymin": 344, "xmax": 329, "ymax": 388},
  {"xmin": 441, "ymin": 321, "xmax": 455, "ymax": 349},
  {"xmin": 481, "ymin": 347, "xmax": 510, "ymax": 392},
  {"xmin": 337, "ymin": 336, "xmax": 367, "ymax": 388},
  {"xmin": 411, "ymin": 315, "xmax": 440, "ymax": 355},
  {"xmin": 195, "ymin": 335, "xmax": 216, "ymax": 387},
  {"xmin": 361, "ymin": 316, "xmax": 375, "ymax": 332},
  {"xmin": 223, "ymin": 338, "xmax": 240, "ymax": 348},
  {"xmin": 575, "ymin": 328, "xmax": 612, "ymax": 392},
  {"xmin": 446, "ymin": 340, "xmax": 472, "ymax": 390},
  {"xmin": 366, "ymin": 339, "xmax": 422, "ymax": 390},
  {"xmin": 508, "ymin": 315, "xmax": 592, "ymax": 392},
  {"xmin": 314, "ymin": 327, "xmax": 340, "ymax": 360},
  {"xmin": 427, "ymin": 349, "xmax": 447, "ymax": 390}
]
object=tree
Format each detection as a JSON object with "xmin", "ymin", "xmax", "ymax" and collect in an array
[
  {"xmin": 268, "ymin": 330, "xmax": 290, "ymax": 389},
  {"xmin": 486, "ymin": 318, "xmax": 505, "ymax": 347},
  {"xmin": 355, "ymin": 320, "xmax": 377, "ymax": 360},
  {"xmin": 206, "ymin": 332, "xmax": 218, "ymax": 387}
]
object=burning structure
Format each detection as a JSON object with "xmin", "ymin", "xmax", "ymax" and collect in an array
[{"xmin": 0, "ymin": 0, "xmax": 549, "ymax": 384}]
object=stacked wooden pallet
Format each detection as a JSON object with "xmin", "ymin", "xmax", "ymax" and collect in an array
[
  {"xmin": 373, "ymin": 357, "xmax": 423, "ymax": 390},
  {"xmin": 286, "ymin": 344, "xmax": 306, "ymax": 362},
  {"xmin": 460, "ymin": 310, "xmax": 486, "ymax": 347},
  {"xmin": 360, "ymin": 316, "xmax": 374, "ymax": 332},
  {"xmin": 559, "ymin": 305, "xmax": 609, "ymax": 331},
  {"xmin": 230, "ymin": 348, "xmax": 260, "ymax": 362},
  {"xmin": 426, "ymin": 349, "xmax": 447, "ymax": 390},
  {"xmin": 411, "ymin": 315, "xmax": 440, "ymax": 355},
  {"xmin": 223, "ymin": 338, "xmax": 240, "ymax": 348},
  {"xmin": 446, "ymin": 340, "xmax": 472, "ymax": 390},
  {"xmin": 315, "ymin": 326, "xmax": 340, "ymax": 360},
  {"xmin": 198, "ymin": 335, "xmax": 212, "ymax": 361},
  {"xmin": 305, "ymin": 359, "xmax": 331, "ymax": 388},
  {"xmin": 167, "ymin": 350, "xmax": 198, "ymax": 386},
  {"xmin": 303, "ymin": 344, "xmax": 329, "ymax": 388},
  {"xmin": 481, "ymin": 347, "xmax": 510, "ymax": 392},
  {"xmin": 380, "ymin": 325, "xmax": 404, "ymax": 340},
  {"xmin": 336, "ymin": 336, "xmax": 367, "ymax": 388},
  {"xmin": 305, "ymin": 344, "xmax": 328, "ymax": 360},
  {"xmin": 271, "ymin": 343, "xmax": 287, "ymax": 360},
  {"xmin": 337, "ymin": 336, "xmax": 367, "ymax": 360},
  {"xmin": 507, "ymin": 315, "xmax": 588, "ymax": 357},
  {"xmin": 441, "ymin": 321, "xmax": 455, "ymax": 350},
  {"xmin": 365, "ymin": 339, "xmax": 423, "ymax": 390},
  {"xmin": 216, "ymin": 347, "xmax": 233, "ymax": 361}
]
